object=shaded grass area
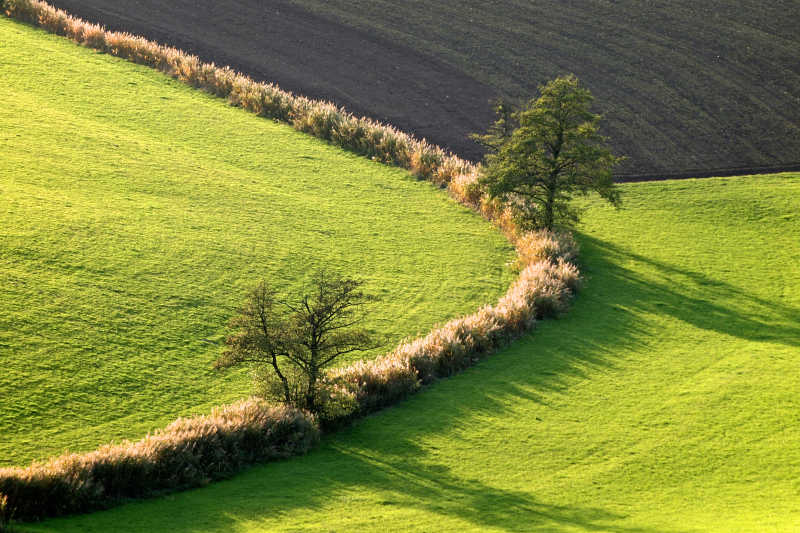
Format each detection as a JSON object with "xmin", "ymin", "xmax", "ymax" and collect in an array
[
  {"xmin": 0, "ymin": 17, "xmax": 515, "ymax": 466},
  {"xmin": 23, "ymin": 174, "xmax": 800, "ymax": 532}
]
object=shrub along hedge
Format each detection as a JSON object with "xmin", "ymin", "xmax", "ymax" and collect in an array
[
  {"xmin": 0, "ymin": 401, "xmax": 318, "ymax": 522},
  {"xmin": 1, "ymin": 0, "xmax": 584, "ymax": 523},
  {"xmin": 326, "ymin": 232, "xmax": 579, "ymax": 427}
]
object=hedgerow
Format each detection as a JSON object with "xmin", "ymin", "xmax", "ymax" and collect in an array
[
  {"xmin": 0, "ymin": 401, "xmax": 318, "ymax": 522},
  {"xmin": 0, "ymin": 0, "xmax": 464, "ymax": 186},
  {"xmin": 325, "ymin": 230, "xmax": 579, "ymax": 425},
  {"xmin": 1, "ymin": 0, "xmax": 584, "ymax": 523}
]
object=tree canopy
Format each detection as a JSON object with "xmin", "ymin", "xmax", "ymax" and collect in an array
[
  {"xmin": 478, "ymin": 75, "xmax": 623, "ymax": 230},
  {"xmin": 215, "ymin": 270, "xmax": 378, "ymax": 414}
]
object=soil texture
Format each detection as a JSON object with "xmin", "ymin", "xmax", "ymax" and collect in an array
[{"xmin": 46, "ymin": 0, "xmax": 800, "ymax": 178}]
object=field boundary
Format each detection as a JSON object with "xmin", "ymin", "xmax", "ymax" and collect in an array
[
  {"xmin": 616, "ymin": 163, "xmax": 800, "ymax": 183},
  {"xmin": 1, "ymin": 0, "xmax": 581, "ymax": 523},
  {"xmin": 1, "ymin": 0, "xmax": 480, "ymax": 192}
]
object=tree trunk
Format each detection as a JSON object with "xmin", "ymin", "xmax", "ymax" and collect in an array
[
  {"xmin": 545, "ymin": 129, "xmax": 563, "ymax": 231},
  {"xmin": 271, "ymin": 354, "xmax": 292, "ymax": 405},
  {"xmin": 544, "ymin": 177, "xmax": 557, "ymax": 230},
  {"xmin": 306, "ymin": 370, "xmax": 318, "ymax": 413}
]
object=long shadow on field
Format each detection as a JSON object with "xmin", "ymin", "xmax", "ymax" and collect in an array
[
  {"xmin": 578, "ymin": 234, "xmax": 800, "ymax": 348},
  {"xmin": 35, "ymin": 434, "xmax": 681, "ymax": 533},
  {"xmin": 308, "ymin": 445, "xmax": 679, "ymax": 533},
  {"xmin": 31, "ymin": 238, "xmax": 708, "ymax": 533}
]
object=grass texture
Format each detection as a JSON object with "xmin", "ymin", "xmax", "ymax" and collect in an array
[
  {"xmin": 0, "ymin": 16, "xmax": 514, "ymax": 467},
  {"xmin": 22, "ymin": 173, "xmax": 800, "ymax": 532}
]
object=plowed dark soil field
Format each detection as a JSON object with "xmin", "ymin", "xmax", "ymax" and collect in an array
[{"xmin": 47, "ymin": 0, "xmax": 800, "ymax": 178}]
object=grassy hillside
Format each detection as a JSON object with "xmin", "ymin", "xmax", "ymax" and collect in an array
[
  {"xmin": 24, "ymin": 173, "xmax": 800, "ymax": 532},
  {"xmin": 47, "ymin": 0, "xmax": 800, "ymax": 175},
  {"xmin": 0, "ymin": 17, "xmax": 514, "ymax": 466}
]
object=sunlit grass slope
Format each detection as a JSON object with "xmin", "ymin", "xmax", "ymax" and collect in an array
[
  {"xmin": 25, "ymin": 174, "xmax": 800, "ymax": 532},
  {"xmin": 0, "ymin": 16, "xmax": 514, "ymax": 467}
]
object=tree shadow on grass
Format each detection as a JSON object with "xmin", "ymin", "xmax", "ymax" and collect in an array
[
  {"xmin": 30, "ymin": 235, "xmax": 761, "ymax": 533},
  {"xmin": 577, "ymin": 234, "xmax": 800, "ymax": 348},
  {"xmin": 34, "ymin": 429, "xmax": 685, "ymax": 533},
  {"xmin": 312, "ymin": 443, "xmax": 684, "ymax": 533}
]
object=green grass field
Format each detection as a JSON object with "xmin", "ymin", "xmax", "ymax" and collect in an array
[
  {"xmin": 0, "ymin": 17, "xmax": 515, "ymax": 467},
  {"xmin": 21, "ymin": 173, "xmax": 800, "ymax": 532}
]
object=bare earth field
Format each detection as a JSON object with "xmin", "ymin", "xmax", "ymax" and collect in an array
[{"xmin": 46, "ymin": 0, "xmax": 800, "ymax": 178}]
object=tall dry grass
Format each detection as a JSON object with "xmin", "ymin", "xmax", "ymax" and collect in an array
[
  {"xmin": 326, "ymin": 230, "xmax": 579, "ymax": 425},
  {"xmin": 0, "ymin": 401, "xmax": 318, "ymax": 522},
  {"xmin": 0, "ymin": 0, "xmax": 472, "ymax": 188},
  {"xmin": 1, "ymin": 0, "xmax": 585, "ymax": 522}
]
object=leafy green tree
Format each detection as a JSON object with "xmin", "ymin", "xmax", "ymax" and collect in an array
[
  {"xmin": 478, "ymin": 75, "xmax": 622, "ymax": 230},
  {"xmin": 471, "ymin": 97, "xmax": 516, "ymax": 151},
  {"xmin": 215, "ymin": 270, "xmax": 378, "ymax": 414}
]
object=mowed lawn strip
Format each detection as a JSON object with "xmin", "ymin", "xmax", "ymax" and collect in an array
[
  {"xmin": 0, "ymin": 17, "xmax": 514, "ymax": 466},
  {"xmin": 23, "ymin": 174, "xmax": 800, "ymax": 532}
]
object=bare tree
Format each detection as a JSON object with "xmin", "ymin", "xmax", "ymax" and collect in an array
[{"xmin": 215, "ymin": 270, "xmax": 378, "ymax": 414}]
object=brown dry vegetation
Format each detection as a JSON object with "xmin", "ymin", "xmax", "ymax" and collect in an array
[{"xmin": 0, "ymin": 401, "xmax": 318, "ymax": 522}]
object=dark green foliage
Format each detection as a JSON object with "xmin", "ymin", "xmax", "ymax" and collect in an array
[
  {"xmin": 0, "ymin": 494, "xmax": 10, "ymax": 531},
  {"xmin": 471, "ymin": 98, "xmax": 516, "ymax": 151},
  {"xmin": 479, "ymin": 75, "xmax": 623, "ymax": 230}
]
